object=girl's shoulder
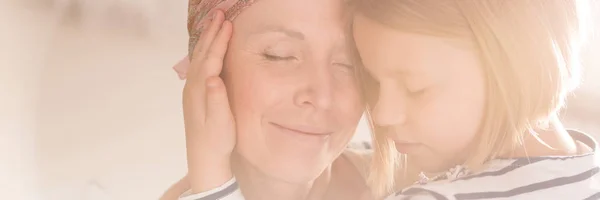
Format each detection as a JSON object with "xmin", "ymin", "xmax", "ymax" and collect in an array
[{"xmin": 389, "ymin": 129, "xmax": 599, "ymax": 200}]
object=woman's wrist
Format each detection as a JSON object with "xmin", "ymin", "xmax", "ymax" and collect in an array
[
  {"xmin": 180, "ymin": 178, "xmax": 240, "ymax": 200},
  {"xmin": 189, "ymin": 157, "xmax": 233, "ymax": 193}
]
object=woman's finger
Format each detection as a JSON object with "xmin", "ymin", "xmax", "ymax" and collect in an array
[
  {"xmin": 188, "ymin": 10, "xmax": 225, "ymax": 78},
  {"xmin": 197, "ymin": 12, "xmax": 228, "ymax": 63},
  {"xmin": 197, "ymin": 9, "xmax": 225, "ymax": 54},
  {"xmin": 204, "ymin": 0, "xmax": 238, "ymax": 19},
  {"xmin": 202, "ymin": 20, "xmax": 233, "ymax": 78},
  {"xmin": 204, "ymin": 76, "xmax": 236, "ymax": 156},
  {"xmin": 204, "ymin": 76, "xmax": 234, "ymax": 125}
]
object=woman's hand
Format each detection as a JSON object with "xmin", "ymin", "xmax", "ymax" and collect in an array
[{"xmin": 182, "ymin": 9, "xmax": 235, "ymax": 193}]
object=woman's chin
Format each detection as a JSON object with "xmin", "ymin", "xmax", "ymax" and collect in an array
[
  {"xmin": 264, "ymin": 161, "xmax": 329, "ymax": 183},
  {"xmin": 235, "ymin": 140, "xmax": 338, "ymax": 183},
  {"xmin": 255, "ymin": 154, "xmax": 332, "ymax": 183}
]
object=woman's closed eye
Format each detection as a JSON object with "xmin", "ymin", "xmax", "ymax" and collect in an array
[
  {"xmin": 332, "ymin": 62, "xmax": 356, "ymax": 77},
  {"xmin": 261, "ymin": 46, "xmax": 298, "ymax": 62},
  {"xmin": 332, "ymin": 53, "xmax": 356, "ymax": 72},
  {"xmin": 262, "ymin": 52, "xmax": 298, "ymax": 61}
]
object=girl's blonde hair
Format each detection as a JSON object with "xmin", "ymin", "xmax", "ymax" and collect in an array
[{"xmin": 353, "ymin": 0, "xmax": 591, "ymax": 196}]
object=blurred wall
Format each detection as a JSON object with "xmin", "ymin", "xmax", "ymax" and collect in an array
[
  {"xmin": 0, "ymin": 1, "xmax": 57, "ymax": 199},
  {"xmin": 32, "ymin": 0, "xmax": 190, "ymax": 199}
]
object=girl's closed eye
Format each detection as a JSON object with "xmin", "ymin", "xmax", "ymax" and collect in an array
[
  {"xmin": 334, "ymin": 62, "xmax": 355, "ymax": 70},
  {"xmin": 400, "ymin": 80, "xmax": 428, "ymax": 98},
  {"xmin": 407, "ymin": 87, "xmax": 427, "ymax": 97},
  {"xmin": 400, "ymin": 76, "xmax": 429, "ymax": 97},
  {"xmin": 406, "ymin": 80, "xmax": 433, "ymax": 98}
]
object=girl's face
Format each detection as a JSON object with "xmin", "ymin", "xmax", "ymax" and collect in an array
[{"xmin": 353, "ymin": 15, "xmax": 487, "ymax": 172}]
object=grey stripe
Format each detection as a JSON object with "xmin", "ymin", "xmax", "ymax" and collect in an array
[
  {"xmin": 362, "ymin": 141, "xmax": 372, "ymax": 149},
  {"xmin": 397, "ymin": 187, "xmax": 449, "ymax": 200},
  {"xmin": 454, "ymin": 129, "xmax": 596, "ymax": 183},
  {"xmin": 584, "ymin": 192, "xmax": 600, "ymax": 200},
  {"xmin": 195, "ymin": 181, "xmax": 239, "ymax": 200},
  {"xmin": 568, "ymin": 130, "xmax": 597, "ymax": 151},
  {"xmin": 454, "ymin": 167, "xmax": 599, "ymax": 200},
  {"xmin": 454, "ymin": 155, "xmax": 593, "ymax": 182},
  {"xmin": 452, "ymin": 159, "xmax": 536, "ymax": 182}
]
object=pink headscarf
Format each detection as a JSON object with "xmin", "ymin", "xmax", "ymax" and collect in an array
[{"xmin": 173, "ymin": 0, "xmax": 257, "ymax": 80}]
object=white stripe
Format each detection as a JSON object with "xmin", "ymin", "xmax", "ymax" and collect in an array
[
  {"xmin": 418, "ymin": 155, "xmax": 595, "ymax": 195},
  {"xmin": 488, "ymin": 171, "xmax": 600, "ymax": 200}
]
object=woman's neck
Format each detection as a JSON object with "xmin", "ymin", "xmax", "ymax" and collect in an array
[{"xmin": 231, "ymin": 153, "xmax": 331, "ymax": 200}]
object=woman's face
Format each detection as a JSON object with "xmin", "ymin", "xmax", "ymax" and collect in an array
[
  {"xmin": 353, "ymin": 15, "xmax": 486, "ymax": 172},
  {"xmin": 223, "ymin": 0, "xmax": 363, "ymax": 182}
]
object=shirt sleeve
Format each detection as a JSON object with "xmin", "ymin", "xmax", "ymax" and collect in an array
[
  {"xmin": 384, "ymin": 194, "xmax": 441, "ymax": 200},
  {"xmin": 178, "ymin": 178, "xmax": 245, "ymax": 200},
  {"xmin": 383, "ymin": 187, "xmax": 450, "ymax": 200}
]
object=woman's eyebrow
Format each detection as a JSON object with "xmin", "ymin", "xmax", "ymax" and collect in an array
[{"xmin": 248, "ymin": 25, "xmax": 305, "ymax": 40}]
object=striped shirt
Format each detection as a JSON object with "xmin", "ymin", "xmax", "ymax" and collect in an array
[
  {"xmin": 390, "ymin": 130, "xmax": 600, "ymax": 200},
  {"xmin": 179, "ymin": 130, "xmax": 599, "ymax": 200}
]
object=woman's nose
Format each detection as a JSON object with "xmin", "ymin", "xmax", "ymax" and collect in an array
[{"xmin": 293, "ymin": 64, "xmax": 334, "ymax": 110}]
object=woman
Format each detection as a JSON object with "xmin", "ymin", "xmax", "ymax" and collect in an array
[
  {"xmin": 181, "ymin": 0, "xmax": 598, "ymax": 199},
  {"xmin": 161, "ymin": 0, "xmax": 372, "ymax": 199},
  {"xmin": 353, "ymin": 0, "xmax": 598, "ymax": 199}
]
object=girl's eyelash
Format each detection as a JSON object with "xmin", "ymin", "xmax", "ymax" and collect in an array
[
  {"xmin": 336, "ymin": 63, "xmax": 355, "ymax": 69},
  {"xmin": 408, "ymin": 88, "xmax": 427, "ymax": 97}
]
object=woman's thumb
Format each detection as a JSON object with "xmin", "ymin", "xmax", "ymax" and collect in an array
[{"xmin": 204, "ymin": 76, "xmax": 235, "ymax": 130}]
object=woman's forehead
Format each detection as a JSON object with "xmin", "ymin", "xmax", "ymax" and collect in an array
[
  {"xmin": 238, "ymin": 0, "xmax": 347, "ymax": 21},
  {"xmin": 233, "ymin": 0, "xmax": 350, "ymax": 37}
]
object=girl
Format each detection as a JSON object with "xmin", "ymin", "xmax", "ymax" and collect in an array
[{"xmin": 353, "ymin": 0, "xmax": 598, "ymax": 199}]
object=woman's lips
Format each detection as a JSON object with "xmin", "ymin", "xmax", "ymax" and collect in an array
[{"xmin": 269, "ymin": 122, "xmax": 332, "ymax": 137}]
